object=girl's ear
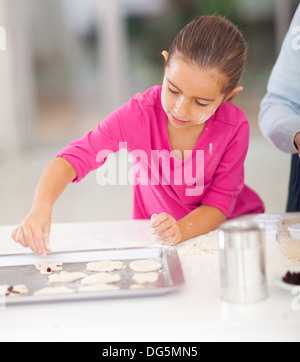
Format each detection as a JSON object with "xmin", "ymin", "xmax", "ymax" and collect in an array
[
  {"xmin": 224, "ymin": 86, "xmax": 243, "ymax": 101},
  {"xmin": 162, "ymin": 50, "xmax": 169, "ymax": 62}
]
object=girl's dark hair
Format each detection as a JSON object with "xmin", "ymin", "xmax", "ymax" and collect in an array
[{"xmin": 166, "ymin": 15, "xmax": 247, "ymax": 97}]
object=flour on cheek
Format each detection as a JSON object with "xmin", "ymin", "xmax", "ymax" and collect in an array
[{"xmin": 197, "ymin": 106, "xmax": 216, "ymax": 124}]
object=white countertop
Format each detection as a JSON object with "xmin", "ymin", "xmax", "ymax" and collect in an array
[{"xmin": 0, "ymin": 216, "xmax": 299, "ymax": 342}]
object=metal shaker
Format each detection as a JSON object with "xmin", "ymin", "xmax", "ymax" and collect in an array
[{"xmin": 218, "ymin": 220, "xmax": 268, "ymax": 303}]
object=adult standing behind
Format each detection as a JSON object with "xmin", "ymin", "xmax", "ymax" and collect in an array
[{"xmin": 259, "ymin": 4, "xmax": 300, "ymax": 211}]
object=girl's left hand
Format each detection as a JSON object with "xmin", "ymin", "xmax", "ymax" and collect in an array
[{"xmin": 151, "ymin": 213, "xmax": 182, "ymax": 245}]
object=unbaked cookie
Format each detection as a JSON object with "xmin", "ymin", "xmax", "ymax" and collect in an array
[
  {"xmin": 78, "ymin": 284, "xmax": 120, "ymax": 293},
  {"xmin": 0, "ymin": 284, "xmax": 28, "ymax": 297},
  {"xmin": 129, "ymin": 259, "xmax": 162, "ymax": 272},
  {"xmin": 48, "ymin": 271, "xmax": 87, "ymax": 283},
  {"xmin": 86, "ymin": 260, "xmax": 125, "ymax": 272},
  {"xmin": 34, "ymin": 262, "xmax": 63, "ymax": 274},
  {"xmin": 81, "ymin": 272, "xmax": 121, "ymax": 285},
  {"xmin": 34, "ymin": 286, "xmax": 75, "ymax": 296},
  {"xmin": 129, "ymin": 284, "xmax": 145, "ymax": 289},
  {"xmin": 132, "ymin": 272, "xmax": 159, "ymax": 284}
]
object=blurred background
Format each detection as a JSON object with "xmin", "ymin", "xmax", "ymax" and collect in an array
[{"xmin": 0, "ymin": 0, "xmax": 298, "ymax": 226}]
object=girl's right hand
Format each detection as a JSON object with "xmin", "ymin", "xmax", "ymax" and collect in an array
[{"xmin": 11, "ymin": 207, "xmax": 52, "ymax": 256}]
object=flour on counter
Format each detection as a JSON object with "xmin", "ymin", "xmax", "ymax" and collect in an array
[{"xmin": 176, "ymin": 230, "xmax": 219, "ymax": 257}]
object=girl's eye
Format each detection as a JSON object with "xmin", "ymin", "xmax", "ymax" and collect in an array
[
  {"xmin": 195, "ymin": 100, "xmax": 208, "ymax": 107},
  {"xmin": 168, "ymin": 87, "xmax": 179, "ymax": 94}
]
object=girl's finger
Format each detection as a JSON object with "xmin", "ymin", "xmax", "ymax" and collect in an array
[
  {"xmin": 156, "ymin": 224, "xmax": 177, "ymax": 241},
  {"xmin": 161, "ymin": 233, "xmax": 180, "ymax": 246},
  {"xmin": 11, "ymin": 228, "xmax": 18, "ymax": 242},
  {"xmin": 35, "ymin": 230, "xmax": 47, "ymax": 256},
  {"xmin": 163, "ymin": 226, "xmax": 182, "ymax": 245},
  {"xmin": 151, "ymin": 212, "xmax": 169, "ymax": 227},
  {"xmin": 43, "ymin": 233, "xmax": 51, "ymax": 253},
  {"xmin": 15, "ymin": 227, "xmax": 28, "ymax": 248},
  {"xmin": 151, "ymin": 214, "xmax": 158, "ymax": 225},
  {"xmin": 22, "ymin": 225, "xmax": 38, "ymax": 254},
  {"xmin": 42, "ymin": 224, "xmax": 51, "ymax": 253},
  {"xmin": 152, "ymin": 216, "xmax": 175, "ymax": 235}
]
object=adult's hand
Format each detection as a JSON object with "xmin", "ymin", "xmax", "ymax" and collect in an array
[{"xmin": 294, "ymin": 132, "xmax": 300, "ymax": 156}]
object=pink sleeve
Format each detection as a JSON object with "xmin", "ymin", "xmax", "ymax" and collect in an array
[
  {"xmin": 56, "ymin": 96, "xmax": 144, "ymax": 182},
  {"xmin": 201, "ymin": 120, "xmax": 249, "ymax": 216}
]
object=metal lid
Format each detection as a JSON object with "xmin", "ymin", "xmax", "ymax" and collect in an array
[{"xmin": 219, "ymin": 220, "xmax": 262, "ymax": 233}]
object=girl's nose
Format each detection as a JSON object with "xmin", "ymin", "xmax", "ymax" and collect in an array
[{"xmin": 174, "ymin": 97, "xmax": 189, "ymax": 118}]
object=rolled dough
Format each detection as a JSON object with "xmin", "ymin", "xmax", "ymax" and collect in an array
[
  {"xmin": 48, "ymin": 271, "xmax": 87, "ymax": 283},
  {"xmin": 0, "ymin": 284, "xmax": 28, "ymax": 297},
  {"xmin": 78, "ymin": 284, "xmax": 120, "ymax": 293},
  {"xmin": 129, "ymin": 284, "xmax": 145, "ymax": 289},
  {"xmin": 86, "ymin": 260, "xmax": 125, "ymax": 272},
  {"xmin": 129, "ymin": 259, "xmax": 162, "ymax": 272},
  {"xmin": 0, "ymin": 285, "xmax": 8, "ymax": 295},
  {"xmin": 34, "ymin": 286, "xmax": 75, "ymax": 296},
  {"xmin": 132, "ymin": 272, "xmax": 159, "ymax": 284},
  {"xmin": 81, "ymin": 272, "xmax": 121, "ymax": 285},
  {"xmin": 34, "ymin": 262, "xmax": 63, "ymax": 274}
]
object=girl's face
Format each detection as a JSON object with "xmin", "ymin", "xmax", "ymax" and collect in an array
[{"xmin": 161, "ymin": 54, "xmax": 227, "ymax": 129}]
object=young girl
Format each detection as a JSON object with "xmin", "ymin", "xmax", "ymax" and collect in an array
[{"xmin": 12, "ymin": 15, "xmax": 264, "ymax": 255}]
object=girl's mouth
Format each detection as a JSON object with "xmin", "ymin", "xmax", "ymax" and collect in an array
[{"xmin": 170, "ymin": 114, "xmax": 190, "ymax": 126}]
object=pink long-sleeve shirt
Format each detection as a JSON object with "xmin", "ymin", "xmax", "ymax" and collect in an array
[{"xmin": 56, "ymin": 86, "xmax": 264, "ymax": 219}]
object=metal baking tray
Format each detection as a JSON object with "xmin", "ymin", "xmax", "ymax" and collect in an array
[{"xmin": 0, "ymin": 246, "xmax": 184, "ymax": 305}]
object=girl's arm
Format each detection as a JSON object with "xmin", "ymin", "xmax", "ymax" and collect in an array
[
  {"xmin": 11, "ymin": 157, "xmax": 77, "ymax": 256},
  {"xmin": 151, "ymin": 205, "xmax": 226, "ymax": 244}
]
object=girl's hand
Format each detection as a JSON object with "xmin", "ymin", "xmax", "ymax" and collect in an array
[
  {"xmin": 151, "ymin": 213, "xmax": 182, "ymax": 245},
  {"xmin": 11, "ymin": 207, "xmax": 52, "ymax": 256}
]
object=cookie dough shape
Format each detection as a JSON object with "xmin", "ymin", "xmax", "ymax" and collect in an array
[
  {"xmin": 129, "ymin": 284, "xmax": 145, "ymax": 289},
  {"xmin": 129, "ymin": 259, "xmax": 162, "ymax": 272},
  {"xmin": 34, "ymin": 262, "xmax": 63, "ymax": 274},
  {"xmin": 34, "ymin": 286, "xmax": 75, "ymax": 296},
  {"xmin": 48, "ymin": 271, "xmax": 87, "ymax": 283},
  {"xmin": 86, "ymin": 260, "xmax": 125, "ymax": 272},
  {"xmin": 78, "ymin": 284, "xmax": 120, "ymax": 293},
  {"xmin": 81, "ymin": 272, "xmax": 121, "ymax": 286},
  {"xmin": 132, "ymin": 272, "xmax": 159, "ymax": 284},
  {"xmin": 0, "ymin": 284, "xmax": 28, "ymax": 297}
]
